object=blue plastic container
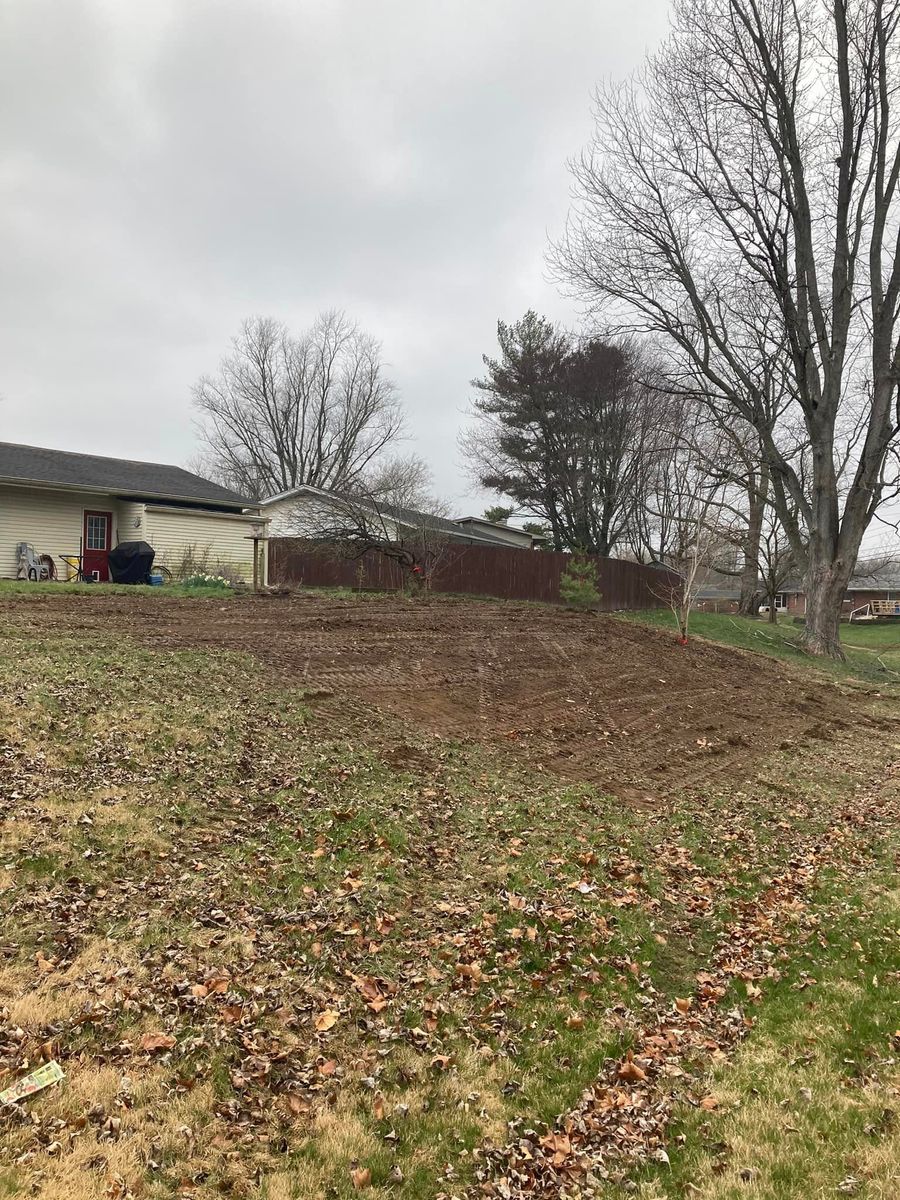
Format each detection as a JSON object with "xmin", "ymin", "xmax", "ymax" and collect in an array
[{"xmin": 148, "ymin": 574, "xmax": 164, "ymax": 587}]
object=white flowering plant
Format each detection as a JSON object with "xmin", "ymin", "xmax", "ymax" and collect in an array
[{"xmin": 181, "ymin": 573, "xmax": 233, "ymax": 590}]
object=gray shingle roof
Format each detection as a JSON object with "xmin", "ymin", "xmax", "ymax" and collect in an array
[
  {"xmin": 261, "ymin": 484, "xmax": 515, "ymax": 547},
  {"xmin": 379, "ymin": 501, "xmax": 511, "ymax": 545},
  {"xmin": 0, "ymin": 442, "xmax": 252, "ymax": 508},
  {"xmin": 847, "ymin": 566, "xmax": 900, "ymax": 591}
]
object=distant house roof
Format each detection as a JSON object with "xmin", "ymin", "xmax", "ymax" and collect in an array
[
  {"xmin": 0, "ymin": 442, "xmax": 252, "ymax": 509},
  {"xmin": 846, "ymin": 562, "xmax": 900, "ymax": 591},
  {"xmin": 697, "ymin": 568, "xmax": 742, "ymax": 602},
  {"xmin": 383, "ymin": 503, "xmax": 503, "ymax": 544},
  {"xmin": 780, "ymin": 560, "xmax": 900, "ymax": 593},
  {"xmin": 261, "ymin": 484, "xmax": 515, "ymax": 547},
  {"xmin": 697, "ymin": 556, "xmax": 900, "ymax": 600},
  {"xmin": 453, "ymin": 515, "xmax": 545, "ymax": 546}
]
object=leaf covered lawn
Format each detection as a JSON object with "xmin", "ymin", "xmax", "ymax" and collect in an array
[{"xmin": 0, "ymin": 605, "xmax": 898, "ymax": 1199}]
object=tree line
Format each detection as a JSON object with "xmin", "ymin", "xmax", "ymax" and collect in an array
[
  {"xmin": 193, "ymin": 0, "xmax": 900, "ymax": 660},
  {"xmin": 554, "ymin": 0, "xmax": 900, "ymax": 658}
]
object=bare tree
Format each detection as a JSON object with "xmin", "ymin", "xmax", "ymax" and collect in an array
[
  {"xmin": 287, "ymin": 466, "xmax": 456, "ymax": 590},
  {"xmin": 652, "ymin": 467, "xmax": 728, "ymax": 644},
  {"xmin": 632, "ymin": 410, "xmax": 737, "ymax": 639},
  {"xmin": 680, "ymin": 417, "xmax": 771, "ymax": 617},
  {"xmin": 359, "ymin": 453, "xmax": 434, "ymax": 508},
  {"xmin": 555, "ymin": 0, "xmax": 900, "ymax": 658},
  {"xmin": 757, "ymin": 509, "xmax": 799, "ymax": 623},
  {"xmin": 193, "ymin": 311, "xmax": 403, "ymax": 500}
]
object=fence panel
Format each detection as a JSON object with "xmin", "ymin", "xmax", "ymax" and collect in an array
[{"xmin": 268, "ymin": 539, "xmax": 677, "ymax": 610}]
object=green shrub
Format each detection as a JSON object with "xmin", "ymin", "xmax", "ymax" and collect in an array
[{"xmin": 559, "ymin": 554, "xmax": 601, "ymax": 610}]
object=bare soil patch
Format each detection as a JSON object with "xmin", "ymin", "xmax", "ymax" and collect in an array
[{"xmin": 0, "ymin": 590, "xmax": 861, "ymax": 799}]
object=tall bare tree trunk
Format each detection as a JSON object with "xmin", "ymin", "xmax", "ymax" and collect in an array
[
  {"xmin": 802, "ymin": 431, "xmax": 854, "ymax": 657},
  {"xmin": 738, "ymin": 467, "xmax": 767, "ymax": 616},
  {"xmin": 738, "ymin": 559, "xmax": 760, "ymax": 616},
  {"xmin": 803, "ymin": 564, "xmax": 850, "ymax": 657},
  {"xmin": 555, "ymin": 0, "xmax": 900, "ymax": 660}
]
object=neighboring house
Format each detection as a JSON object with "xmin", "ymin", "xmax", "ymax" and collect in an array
[
  {"xmin": 695, "ymin": 569, "xmax": 743, "ymax": 613},
  {"xmin": 0, "ymin": 442, "xmax": 265, "ymax": 583},
  {"xmin": 261, "ymin": 484, "xmax": 521, "ymax": 548},
  {"xmin": 453, "ymin": 515, "xmax": 544, "ymax": 549},
  {"xmin": 695, "ymin": 558, "xmax": 900, "ymax": 616},
  {"xmin": 782, "ymin": 561, "xmax": 900, "ymax": 617}
]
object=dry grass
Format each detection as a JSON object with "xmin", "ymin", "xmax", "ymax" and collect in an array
[
  {"xmin": 5, "ymin": 939, "xmax": 144, "ymax": 1030},
  {"xmin": 23, "ymin": 1073, "xmax": 226, "ymax": 1200},
  {"xmin": 641, "ymin": 874, "xmax": 900, "ymax": 1199},
  {"xmin": 681, "ymin": 1052, "xmax": 900, "ymax": 1198},
  {"xmin": 0, "ymin": 603, "xmax": 897, "ymax": 1199}
]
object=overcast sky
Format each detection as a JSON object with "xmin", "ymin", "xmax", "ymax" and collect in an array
[{"xmin": 0, "ymin": 0, "xmax": 671, "ymax": 510}]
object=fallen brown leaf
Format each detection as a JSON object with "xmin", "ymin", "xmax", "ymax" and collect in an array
[
  {"xmin": 617, "ymin": 1051, "xmax": 647, "ymax": 1082},
  {"xmin": 141, "ymin": 1032, "xmax": 176, "ymax": 1053},
  {"xmin": 350, "ymin": 1166, "xmax": 371, "ymax": 1189}
]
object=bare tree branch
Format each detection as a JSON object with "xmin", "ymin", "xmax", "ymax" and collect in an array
[
  {"xmin": 193, "ymin": 311, "xmax": 404, "ymax": 500},
  {"xmin": 553, "ymin": 0, "xmax": 900, "ymax": 658}
]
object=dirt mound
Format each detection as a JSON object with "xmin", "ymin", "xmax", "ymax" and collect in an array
[{"xmin": 1, "ymin": 591, "xmax": 858, "ymax": 799}]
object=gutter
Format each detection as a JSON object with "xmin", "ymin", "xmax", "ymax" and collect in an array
[
  {"xmin": 143, "ymin": 504, "xmax": 267, "ymax": 523},
  {"xmin": 0, "ymin": 475, "xmax": 254, "ymax": 511}
]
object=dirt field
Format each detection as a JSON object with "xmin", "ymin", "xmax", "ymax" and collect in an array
[
  {"xmin": 1, "ymin": 587, "xmax": 898, "ymax": 1200},
  {"xmin": 1, "ymin": 589, "xmax": 863, "ymax": 799}
]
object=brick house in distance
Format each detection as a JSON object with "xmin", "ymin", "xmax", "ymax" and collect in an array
[{"xmin": 696, "ymin": 558, "xmax": 900, "ymax": 618}]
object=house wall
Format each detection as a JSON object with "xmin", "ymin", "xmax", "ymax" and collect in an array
[
  {"xmin": 844, "ymin": 589, "xmax": 899, "ymax": 614},
  {"xmin": 0, "ymin": 485, "xmax": 263, "ymax": 583},
  {"xmin": 263, "ymin": 493, "xmax": 403, "ymax": 541},
  {"xmin": 0, "ymin": 483, "xmax": 119, "ymax": 578},
  {"xmin": 142, "ymin": 505, "xmax": 263, "ymax": 582},
  {"xmin": 116, "ymin": 501, "xmax": 146, "ymax": 542},
  {"xmin": 782, "ymin": 590, "xmax": 899, "ymax": 617},
  {"xmin": 787, "ymin": 590, "xmax": 897, "ymax": 619},
  {"xmin": 454, "ymin": 520, "xmax": 532, "ymax": 548}
]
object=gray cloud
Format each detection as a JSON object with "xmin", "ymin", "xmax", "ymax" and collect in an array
[{"xmin": 0, "ymin": 0, "xmax": 669, "ymax": 507}]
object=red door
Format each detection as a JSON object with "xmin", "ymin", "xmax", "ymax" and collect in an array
[{"xmin": 82, "ymin": 510, "xmax": 113, "ymax": 581}]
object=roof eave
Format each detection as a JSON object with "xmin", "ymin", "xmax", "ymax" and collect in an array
[{"xmin": 0, "ymin": 475, "xmax": 253, "ymax": 510}]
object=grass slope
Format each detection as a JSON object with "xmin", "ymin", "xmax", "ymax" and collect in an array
[
  {"xmin": 0, "ymin": 580, "xmax": 235, "ymax": 599},
  {"xmin": 625, "ymin": 609, "xmax": 900, "ymax": 685},
  {"xmin": 0, "ymin": 600, "xmax": 896, "ymax": 1199},
  {"xmin": 639, "ymin": 870, "xmax": 900, "ymax": 1199}
]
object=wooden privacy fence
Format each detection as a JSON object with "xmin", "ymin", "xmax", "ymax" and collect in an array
[{"xmin": 268, "ymin": 538, "xmax": 679, "ymax": 610}]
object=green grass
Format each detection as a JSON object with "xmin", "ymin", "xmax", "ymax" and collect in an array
[
  {"xmin": 637, "ymin": 864, "xmax": 900, "ymax": 1199},
  {"xmin": 624, "ymin": 609, "xmax": 900, "ymax": 684},
  {"xmin": 0, "ymin": 599, "xmax": 897, "ymax": 1199},
  {"xmin": 0, "ymin": 578, "xmax": 238, "ymax": 598}
]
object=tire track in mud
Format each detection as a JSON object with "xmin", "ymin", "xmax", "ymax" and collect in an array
[{"xmin": 0, "ymin": 591, "xmax": 865, "ymax": 799}]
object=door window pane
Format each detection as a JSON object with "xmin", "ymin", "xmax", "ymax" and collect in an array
[{"xmin": 86, "ymin": 515, "xmax": 107, "ymax": 550}]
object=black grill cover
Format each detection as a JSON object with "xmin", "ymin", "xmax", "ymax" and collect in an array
[{"xmin": 109, "ymin": 541, "xmax": 156, "ymax": 584}]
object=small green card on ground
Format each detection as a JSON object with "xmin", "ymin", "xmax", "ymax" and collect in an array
[{"xmin": 0, "ymin": 1061, "xmax": 64, "ymax": 1105}]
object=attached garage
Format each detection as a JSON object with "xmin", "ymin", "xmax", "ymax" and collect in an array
[{"xmin": 0, "ymin": 442, "xmax": 266, "ymax": 584}]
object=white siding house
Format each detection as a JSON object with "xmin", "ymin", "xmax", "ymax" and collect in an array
[
  {"xmin": 262, "ymin": 486, "xmax": 404, "ymax": 541},
  {"xmin": 452, "ymin": 516, "xmax": 544, "ymax": 549},
  {"xmin": 260, "ymin": 485, "xmax": 527, "ymax": 549},
  {"xmin": 0, "ymin": 442, "xmax": 266, "ymax": 584}
]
